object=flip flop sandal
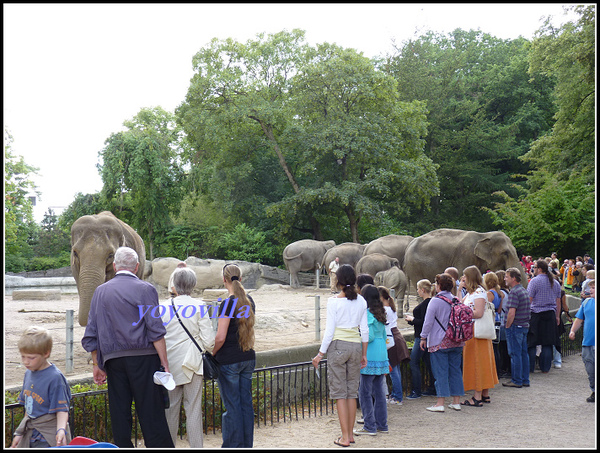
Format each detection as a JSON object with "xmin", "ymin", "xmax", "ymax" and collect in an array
[
  {"xmin": 461, "ymin": 397, "xmax": 483, "ymax": 407},
  {"xmin": 481, "ymin": 396, "xmax": 491, "ymax": 403},
  {"xmin": 334, "ymin": 437, "xmax": 350, "ymax": 447}
]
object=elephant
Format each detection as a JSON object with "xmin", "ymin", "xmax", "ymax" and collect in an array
[
  {"xmin": 374, "ymin": 267, "xmax": 408, "ymax": 314},
  {"xmin": 283, "ymin": 239, "xmax": 336, "ymax": 288},
  {"xmin": 363, "ymin": 234, "xmax": 414, "ymax": 268},
  {"xmin": 403, "ymin": 228, "xmax": 528, "ymax": 298},
  {"xmin": 321, "ymin": 242, "xmax": 366, "ymax": 273},
  {"xmin": 355, "ymin": 253, "xmax": 400, "ymax": 278},
  {"xmin": 71, "ymin": 211, "xmax": 145, "ymax": 326}
]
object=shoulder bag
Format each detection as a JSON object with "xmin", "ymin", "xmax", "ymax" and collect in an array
[
  {"xmin": 474, "ymin": 300, "xmax": 497, "ymax": 340},
  {"xmin": 170, "ymin": 298, "xmax": 220, "ymax": 380}
]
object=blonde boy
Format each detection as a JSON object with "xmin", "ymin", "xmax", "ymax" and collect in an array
[{"xmin": 11, "ymin": 326, "xmax": 71, "ymax": 448}]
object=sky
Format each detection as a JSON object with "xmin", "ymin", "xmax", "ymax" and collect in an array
[{"xmin": 4, "ymin": 3, "xmax": 581, "ymax": 222}]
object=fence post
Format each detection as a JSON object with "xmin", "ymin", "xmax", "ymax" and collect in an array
[
  {"xmin": 66, "ymin": 309, "xmax": 74, "ymax": 374},
  {"xmin": 315, "ymin": 268, "xmax": 320, "ymax": 289},
  {"xmin": 315, "ymin": 295, "xmax": 321, "ymax": 341}
]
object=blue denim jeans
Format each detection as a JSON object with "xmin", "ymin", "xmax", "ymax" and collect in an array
[
  {"xmin": 582, "ymin": 346, "xmax": 595, "ymax": 392},
  {"xmin": 429, "ymin": 347, "xmax": 464, "ymax": 398},
  {"xmin": 410, "ymin": 336, "xmax": 433, "ymax": 395},
  {"xmin": 505, "ymin": 326, "xmax": 530, "ymax": 385},
  {"xmin": 528, "ymin": 344, "xmax": 552, "ymax": 373},
  {"xmin": 358, "ymin": 374, "xmax": 388, "ymax": 433},
  {"xmin": 217, "ymin": 359, "xmax": 255, "ymax": 448},
  {"xmin": 388, "ymin": 364, "xmax": 403, "ymax": 401}
]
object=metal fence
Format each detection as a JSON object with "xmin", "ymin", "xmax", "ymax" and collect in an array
[{"xmin": 5, "ymin": 328, "xmax": 583, "ymax": 447}]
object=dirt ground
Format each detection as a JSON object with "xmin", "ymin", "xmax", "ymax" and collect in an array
[{"xmin": 4, "ymin": 286, "xmax": 596, "ymax": 448}]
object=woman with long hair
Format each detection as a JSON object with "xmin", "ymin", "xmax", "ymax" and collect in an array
[
  {"xmin": 378, "ymin": 286, "xmax": 410, "ymax": 405},
  {"xmin": 312, "ymin": 264, "xmax": 368, "ymax": 447},
  {"xmin": 213, "ymin": 263, "xmax": 256, "ymax": 448},
  {"xmin": 461, "ymin": 266, "xmax": 499, "ymax": 407},
  {"xmin": 354, "ymin": 284, "xmax": 389, "ymax": 435}
]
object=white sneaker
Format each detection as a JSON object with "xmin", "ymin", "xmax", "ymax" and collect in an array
[
  {"xmin": 387, "ymin": 398, "xmax": 403, "ymax": 405},
  {"xmin": 357, "ymin": 417, "xmax": 364, "ymax": 424},
  {"xmin": 448, "ymin": 403, "xmax": 461, "ymax": 411},
  {"xmin": 353, "ymin": 427, "xmax": 377, "ymax": 436},
  {"xmin": 426, "ymin": 405, "xmax": 445, "ymax": 412},
  {"xmin": 554, "ymin": 363, "xmax": 562, "ymax": 369}
]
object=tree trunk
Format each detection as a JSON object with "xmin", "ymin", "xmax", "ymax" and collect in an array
[{"xmin": 345, "ymin": 206, "xmax": 360, "ymax": 243}]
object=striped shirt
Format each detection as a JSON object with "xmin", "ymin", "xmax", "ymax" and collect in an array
[{"xmin": 505, "ymin": 284, "xmax": 531, "ymax": 327}]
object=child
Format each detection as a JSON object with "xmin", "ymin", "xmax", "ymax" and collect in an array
[
  {"xmin": 580, "ymin": 269, "xmax": 595, "ymax": 301},
  {"xmin": 569, "ymin": 280, "xmax": 595, "ymax": 403},
  {"xmin": 11, "ymin": 326, "xmax": 72, "ymax": 448}
]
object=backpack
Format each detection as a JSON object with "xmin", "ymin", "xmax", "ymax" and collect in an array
[{"xmin": 435, "ymin": 294, "xmax": 474, "ymax": 343}]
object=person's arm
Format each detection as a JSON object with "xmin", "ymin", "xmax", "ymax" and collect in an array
[
  {"xmin": 90, "ymin": 350, "xmax": 106, "ymax": 385},
  {"xmin": 55, "ymin": 411, "xmax": 69, "ymax": 446},
  {"xmin": 471, "ymin": 296, "xmax": 486, "ymax": 319},
  {"xmin": 212, "ymin": 316, "xmax": 231, "ymax": 356},
  {"xmin": 153, "ymin": 337, "xmax": 169, "ymax": 373},
  {"xmin": 569, "ymin": 318, "xmax": 583, "ymax": 340},
  {"xmin": 505, "ymin": 307, "xmax": 516, "ymax": 328}
]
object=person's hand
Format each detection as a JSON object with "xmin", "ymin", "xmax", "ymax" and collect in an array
[
  {"xmin": 10, "ymin": 434, "xmax": 22, "ymax": 448},
  {"xmin": 420, "ymin": 338, "xmax": 427, "ymax": 351},
  {"xmin": 56, "ymin": 428, "xmax": 67, "ymax": 446},
  {"xmin": 360, "ymin": 355, "xmax": 367, "ymax": 369},
  {"xmin": 312, "ymin": 352, "xmax": 323, "ymax": 369},
  {"xmin": 93, "ymin": 366, "xmax": 107, "ymax": 385},
  {"xmin": 405, "ymin": 314, "xmax": 414, "ymax": 322},
  {"xmin": 569, "ymin": 331, "xmax": 576, "ymax": 341}
]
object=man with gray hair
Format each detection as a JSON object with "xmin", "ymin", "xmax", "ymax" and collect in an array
[{"xmin": 82, "ymin": 246, "xmax": 173, "ymax": 447}]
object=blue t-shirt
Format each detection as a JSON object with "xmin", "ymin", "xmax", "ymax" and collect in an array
[
  {"xmin": 575, "ymin": 297, "xmax": 595, "ymax": 347},
  {"xmin": 18, "ymin": 363, "xmax": 71, "ymax": 418}
]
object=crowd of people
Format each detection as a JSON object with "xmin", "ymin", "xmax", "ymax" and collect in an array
[{"xmin": 11, "ymin": 246, "xmax": 594, "ymax": 448}]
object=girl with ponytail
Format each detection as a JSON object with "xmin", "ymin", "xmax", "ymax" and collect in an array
[{"xmin": 213, "ymin": 263, "xmax": 255, "ymax": 448}]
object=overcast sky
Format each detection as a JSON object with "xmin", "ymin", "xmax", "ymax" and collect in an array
[{"xmin": 3, "ymin": 3, "xmax": 579, "ymax": 222}]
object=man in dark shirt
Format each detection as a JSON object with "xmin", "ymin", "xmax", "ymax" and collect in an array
[{"xmin": 502, "ymin": 267, "xmax": 532, "ymax": 388}]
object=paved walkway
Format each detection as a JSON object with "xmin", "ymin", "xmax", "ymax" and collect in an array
[{"xmin": 177, "ymin": 353, "xmax": 595, "ymax": 449}]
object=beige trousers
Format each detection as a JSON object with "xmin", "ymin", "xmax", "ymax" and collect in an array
[{"xmin": 166, "ymin": 372, "xmax": 204, "ymax": 447}]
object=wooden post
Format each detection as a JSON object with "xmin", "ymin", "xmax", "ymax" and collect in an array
[{"xmin": 65, "ymin": 309, "xmax": 74, "ymax": 374}]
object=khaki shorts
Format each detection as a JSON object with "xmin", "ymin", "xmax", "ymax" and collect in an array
[{"xmin": 327, "ymin": 340, "xmax": 362, "ymax": 399}]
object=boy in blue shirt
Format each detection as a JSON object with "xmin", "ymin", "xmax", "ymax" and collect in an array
[
  {"xmin": 569, "ymin": 280, "xmax": 595, "ymax": 403},
  {"xmin": 11, "ymin": 326, "xmax": 71, "ymax": 447}
]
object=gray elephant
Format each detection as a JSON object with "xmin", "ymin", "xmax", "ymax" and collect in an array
[
  {"xmin": 403, "ymin": 228, "xmax": 528, "ymax": 296},
  {"xmin": 355, "ymin": 253, "xmax": 400, "ymax": 278},
  {"xmin": 363, "ymin": 234, "xmax": 414, "ymax": 268},
  {"xmin": 321, "ymin": 242, "xmax": 366, "ymax": 273},
  {"xmin": 283, "ymin": 239, "xmax": 336, "ymax": 288},
  {"xmin": 71, "ymin": 211, "xmax": 145, "ymax": 326},
  {"xmin": 374, "ymin": 267, "xmax": 408, "ymax": 313}
]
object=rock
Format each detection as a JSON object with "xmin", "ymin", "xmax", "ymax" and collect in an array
[{"xmin": 13, "ymin": 289, "xmax": 62, "ymax": 300}]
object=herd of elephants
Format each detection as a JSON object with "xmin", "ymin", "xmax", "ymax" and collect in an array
[{"xmin": 70, "ymin": 211, "xmax": 529, "ymax": 327}]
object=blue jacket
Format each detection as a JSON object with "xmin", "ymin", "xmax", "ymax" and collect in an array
[{"xmin": 82, "ymin": 272, "xmax": 166, "ymax": 369}]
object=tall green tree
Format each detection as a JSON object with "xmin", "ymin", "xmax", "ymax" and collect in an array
[
  {"xmin": 277, "ymin": 43, "xmax": 437, "ymax": 242},
  {"xmin": 488, "ymin": 5, "xmax": 595, "ymax": 257},
  {"xmin": 177, "ymin": 29, "xmax": 325, "ymax": 239},
  {"xmin": 384, "ymin": 30, "xmax": 555, "ymax": 233},
  {"xmin": 5, "ymin": 128, "xmax": 40, "ymax": 272},
  {"xmin": 98, "ymin": 107, "xmax": 186, "ymax": 259}
]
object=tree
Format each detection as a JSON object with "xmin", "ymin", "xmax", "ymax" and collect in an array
[
  {"xmin": 276, "ymin": 43, "xmax": 437, "ymax": 242},
  {"xmin": 5, "ymin": 128, "xmax": 39, "ymax": 272},
  {"xmin": 98, "ymin": 107, "xmax": 186, "ymax": 259},
  {"xmin": 488, "ymin": 5, "xmax": 595, "ymax": 256},
  {"xmin": 384, "ymin": 30, "xmax": 556, "ymax": 232},
  {"xmin": 176, "ymin": 29, "xmax": 325, "ymax": 239}
]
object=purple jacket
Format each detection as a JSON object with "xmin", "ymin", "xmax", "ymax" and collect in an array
[
  {"xmin": 81, "ymin": 272, "xmax": 166, "ymax": 370},
  {"xmin": 420, "ymin": 290, "xmax": 453, "ymax": 348}
]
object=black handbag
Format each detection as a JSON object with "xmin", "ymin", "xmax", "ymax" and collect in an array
[{"xmin": 171, "ymin": 298, "xmax": 220, "ymax": 380}]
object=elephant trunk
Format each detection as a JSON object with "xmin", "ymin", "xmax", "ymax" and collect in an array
[{"xmin": 76, "ymin": 269, "xmax": 107, "ymax": 326}]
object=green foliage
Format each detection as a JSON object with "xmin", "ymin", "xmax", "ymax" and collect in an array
[
  {"xmin": 4, "ymin": 128, "xmax": 39, "ymax": 272},
  {"xmin": 212, "ymin": 223, "xmax": 279, "ymax": 266},
  {"xmin": 490, "ymin": 6, "xmax": 595, "ymax": 257},
  {"xmin": 99, "ymin": 107, "xmax": 187, "ymax": 259}
]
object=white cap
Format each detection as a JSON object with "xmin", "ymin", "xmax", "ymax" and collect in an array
[{"xmin": 153, "ymin": 371, "xmax": 176, "ymax": 390}]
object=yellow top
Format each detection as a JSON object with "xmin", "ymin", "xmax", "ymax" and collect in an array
[{"xmin": 333, "ymin": 326, "xmax": 361, "ymax": 343}]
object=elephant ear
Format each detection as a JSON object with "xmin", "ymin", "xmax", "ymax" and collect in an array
[{"xmin": 474, "ymin": 237, "xmax": 493, "ymax": 265}]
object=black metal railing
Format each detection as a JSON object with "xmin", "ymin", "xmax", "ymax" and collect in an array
[{"xmin": 5, "ymin": 328, "xmax": 583, "ymax": 447}]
